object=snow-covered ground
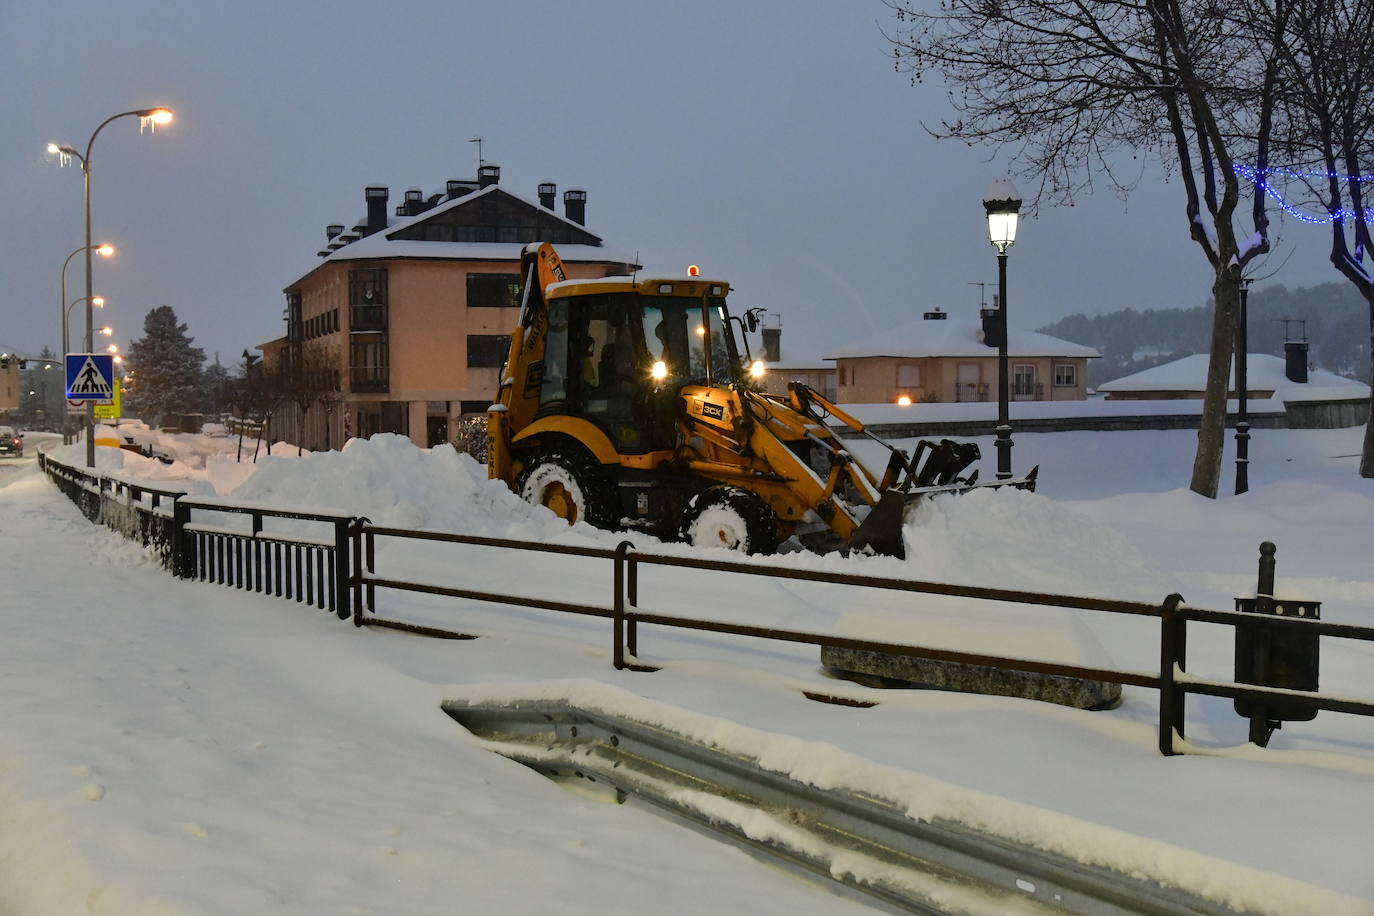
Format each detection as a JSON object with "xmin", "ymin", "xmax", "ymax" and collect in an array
[{"xmin": 2, "ymin": 425, "xmax": 1372, "ymax": 914}]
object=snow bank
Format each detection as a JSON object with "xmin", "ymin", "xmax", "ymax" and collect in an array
[
  {"xmin": 902, "ymin": 486, "xmax": 1170, "ymax": 601},
  {"xmin": 228, "ymin": 434, "xmax": 575, "ymax": 540}
]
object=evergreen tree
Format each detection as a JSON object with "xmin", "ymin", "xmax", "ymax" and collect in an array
[
  {"xmin": 200, "ymin": 353, "xmax": 234, "ymax": 417},
  {"xmin": 125, "ymin": 306, "xmax": 206, "ymax": 427}
]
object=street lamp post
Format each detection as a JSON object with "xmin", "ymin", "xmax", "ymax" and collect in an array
[
  {"xmin": 51, "ymin": 106, "xmax": 172, "ymax": 466},
  {"xmin": 58, "ymin": 244, "xmax": 113, "ymax": 443},
  {"xmin": 1235, "ymin": 279, "xmax": 1252, "ymax": 495},
  {"xmin": 983, "ymin": 179, "xmax": 1023, "ymax": 480}
]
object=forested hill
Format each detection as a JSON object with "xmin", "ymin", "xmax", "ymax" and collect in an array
[{"xmin": 1039, "ymin": 282, "xmax": 1370, "ymax": 388}]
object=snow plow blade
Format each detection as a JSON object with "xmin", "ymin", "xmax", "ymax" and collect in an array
[{"xmin": 848, "ymin": 466, "xmax": 1039, "ymax": 560}]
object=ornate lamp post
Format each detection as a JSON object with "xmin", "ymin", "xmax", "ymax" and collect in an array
[
  {"xmin": 50, "ymin": 106, "xmax": 173, "ymax": 466},
  {"xmin": 983, "ymin": 179, "xmax": 1022, "ymax": 480}
]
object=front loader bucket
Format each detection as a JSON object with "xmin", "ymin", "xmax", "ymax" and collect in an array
[{"xmin": 848, "ymin": 489, "xmax": 908, "ymax": 559}]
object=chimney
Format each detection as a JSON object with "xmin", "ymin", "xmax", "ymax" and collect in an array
[
  {"xmin": 478, "ymin": 164, "xmax": 501, "ymax": 189},
  {"xmin": 538, "ymin": 182, "xmax": 557, "ymax": 210},
  {"xmin": 446, "ymin": 179, "xmax": 477, "ymax": 199},
  {"xmin": 761, "ymin": 327, "xmax": 781, "ymax": 363},
  {"xmin": 326, "ymin": 224, "xmax": 344, "ymax": 242},
  {"xmin": 1284, "ymin": 340, "xmax": 1309, "ymax": 383},
  {"xmin": 364, "ymin": 186, "xmax": 389, "ymax": 236},
  {"xmin": 403, "ymin": 188, "xmax": 425, "ymax": 215},
  {"xmin": 564, "ymin": 188, "xmax": 587, "ymax": 225},
  {"xmin": 979, "ymin": 301, "xmax": 1003, "ymax": 348}
]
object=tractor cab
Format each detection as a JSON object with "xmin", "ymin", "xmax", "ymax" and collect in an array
[{"xmin": 538, "ymin": 277, "xmax": 746, "ymax": 454}]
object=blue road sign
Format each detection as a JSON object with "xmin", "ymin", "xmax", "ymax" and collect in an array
[{"xmin": 66, "ymin": 353, "xmax": 115, "ymax": 400}]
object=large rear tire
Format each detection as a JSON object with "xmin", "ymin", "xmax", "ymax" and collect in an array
[
  {"xmin": 680, "ymin": 487, "xmax": 779, "ymax": 555},
  {"xmin": 516, "ymin": 448, "xmax": 618, "ymax": 530}
]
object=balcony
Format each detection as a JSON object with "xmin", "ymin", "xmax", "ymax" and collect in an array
[
  {"xmin": 350, "ymin": 304, "xmax": 388, "ymax": 333},
  {"xmin": 350, "ymin": 368, "xmax": 389, "ymax": 393}
]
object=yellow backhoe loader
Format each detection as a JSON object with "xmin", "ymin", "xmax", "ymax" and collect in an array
[{"xmin": 487, "ymin": 243, "xmax": 1036, "ymax": 556}]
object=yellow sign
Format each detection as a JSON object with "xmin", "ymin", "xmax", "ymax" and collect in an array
[{"xmin": 93, "ymin": 381, "xmax": 122, "ymax": 419}]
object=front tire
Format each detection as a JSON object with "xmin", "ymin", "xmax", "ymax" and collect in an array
[
  {"xmin": 516, "ymin": 448, "xmax": 617, "ymax": 529},
  {"xmin": 680, "ymin": 487, "xmax": 779, "ymax": 555}
]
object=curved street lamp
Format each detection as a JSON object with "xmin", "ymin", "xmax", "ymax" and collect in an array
[
  {"xmin": 50, "ymin": 106, "xmax": 173, "ymax": 465},
  {"xmin": 982, "ymin": 178, "xmax": 1023, "ymax": 480}
]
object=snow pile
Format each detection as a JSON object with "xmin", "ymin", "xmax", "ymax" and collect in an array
[
  {"xmin": 901, "ymin": 486, "xmax": 1170, "ymax": 601},
  {"xmin": 228, "ymin": 434, "xmax": 571, "ymax": 539}
]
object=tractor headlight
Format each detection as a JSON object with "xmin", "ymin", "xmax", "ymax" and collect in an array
[{"xmin": 749, "ymin": 360, "xmax": 766, "ymax": 379}]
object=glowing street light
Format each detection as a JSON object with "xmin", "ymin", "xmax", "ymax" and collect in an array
[
  {"xmin": 50, "ymin": 104, "xmax": 174, "ymax": 466},
  {"xmin": 982, "ymin": 177, "xmax": 1023, "ymax": 480},
  {"xmin": 99, "ymin": 326, "xmax": 113, "ymax": 336}
]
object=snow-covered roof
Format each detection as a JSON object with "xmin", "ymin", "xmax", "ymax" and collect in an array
[
  {"xmin": 1098, "ymin": 353, "xmax": 1368, "ymax": 402},
  {"xmin": 289, "ymin": 184, "xmax": 633, "ymax": 288},
  {"xmin": 824, "ymin": 317, "xmax": 1100, "ymax": 361}
]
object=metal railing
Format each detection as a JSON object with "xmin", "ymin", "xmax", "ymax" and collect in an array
[
  {"xmin": 37, "ymin": 453, "xmax": 1374, "ymax": 758},
  {"xmin": 173, "ymin": 498, "xmax": 354, "ymax": 618},
  {"xmin": 354, "ymin": 526, "xmax": 1374, "ymax": 757},
  {"xmin": 39, "ymin": 451, "xmax": 186, "ymax": 566}
]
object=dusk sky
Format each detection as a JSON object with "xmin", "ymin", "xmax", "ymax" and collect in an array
[{"xmin": 0, "ymin": 0, "xmax": 1343, "ymax": 369}]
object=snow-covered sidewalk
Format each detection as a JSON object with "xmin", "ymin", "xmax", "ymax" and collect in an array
[{"xmin": 3, "ymin": 425, "xmax": 1374, "ymax": 913}]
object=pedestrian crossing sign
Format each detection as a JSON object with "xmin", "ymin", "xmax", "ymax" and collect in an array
[{"xmin": 66, "ymin": 353, "xmax": 115, "ymax": 400}]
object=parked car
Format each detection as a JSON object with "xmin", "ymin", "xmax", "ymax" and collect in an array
[{"xmin": 0, "ymin": 426, "xmax": 23, "ymax": 457}]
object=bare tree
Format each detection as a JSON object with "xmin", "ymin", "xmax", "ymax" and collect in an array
[
  {"xmin": 281, "ymin": 346, "xmax": 340, "ymax": 455},
  {"xmin": 1258, "ymin": 0, "xmax": 1374, "ymax": 475},
  {"xmin": 229, "ymin": 352, "xmax": 286, "ymax": 463},
  {"xmin": 886, "ymin": 0, "xmax": 1286, "ymax": 496}
]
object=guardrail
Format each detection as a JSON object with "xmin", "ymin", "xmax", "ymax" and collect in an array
[{"xmin": 38, "ymin": 451, "xmax": 1374, "ymax": 758}]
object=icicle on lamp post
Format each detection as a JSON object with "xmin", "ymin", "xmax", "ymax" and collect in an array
[
  {"xmin": 983, "ymin": 178, "xmax": 1022, "ymax": 480},
  {"xmin": 58, "ymin": 244, "xmax": 113, "ymax": 444},
  {"xmin": 50, "ymin": 106, "xmax": 173, "ymax": 467}
]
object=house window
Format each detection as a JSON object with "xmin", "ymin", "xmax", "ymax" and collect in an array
[
  {"xmin": 467, "ymin": 273, "xmax": 522, "ymax": 308},
  {"xmin": 838, "ymin": 365, "xmax": 847, "ymax": 386},
  {"xmin": 1054, "ymin": 363, "xmax": 1077, "ymax": 387},
  {"xmin": 467, "ymin": 334, "xmax": 511, "ymax": 368},
  {"xmin": 896, "ymin": 363, "xmax": 921, "ymax": 388},
  {"xmin": 1013, "ymin": 364, "xmax": 1036, "ymax": 397}
]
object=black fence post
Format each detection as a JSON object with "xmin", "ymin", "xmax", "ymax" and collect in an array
[
  {"xmin": 351, "ymin": 517, "xmax": 370, "ymax": 627},
  {"xmin": 1157, "ymin": 593, "xmax": 1186, "ymax": 756},
  {"xmin": 334, "ymin": 517, "xmax": 351, "ymax": 620},
  {"xmin": 172, "ymin": 498, "xmax": 192, "ymax": 579},
  {"xmin": 613, "ymin": 540, "xmax": 634, "ymax": 670}
]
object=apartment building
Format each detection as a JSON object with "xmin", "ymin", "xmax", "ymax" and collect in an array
[{"xmin": 272, "ymin": 166, "xmax": 635, "ymax": 449}]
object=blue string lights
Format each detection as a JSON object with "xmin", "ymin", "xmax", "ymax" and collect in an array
[{"xmin": 1234, "ymin": 163, "xmax": 1374, "ymax": 224}]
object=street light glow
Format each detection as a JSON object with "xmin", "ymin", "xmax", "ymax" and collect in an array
[
  {"xmin": 46, "ymin": 142, "xmax": 60, "ymax": 154},
  {"xmin": 106, "ymin": 344, "xmax": 119, "ymax": 354},
  {"xmin": 99, "ymin": 326, "xmax": 113, "ymax": 336},
  {"xmin": 92, "ymin": 297, "xmax": 105, "ymax": 308},
  {"xmin": 96, "ymin": 244, "xmax": 115, "ymax": 257},
  {"xmin": 142, "ymin": 108, "xmax": 174, "ymax": 125}
]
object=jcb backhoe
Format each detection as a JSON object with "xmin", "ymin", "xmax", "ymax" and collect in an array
[{"xmin": 487, "ymin": 243, "xmax": 1036, "ymax": 556}]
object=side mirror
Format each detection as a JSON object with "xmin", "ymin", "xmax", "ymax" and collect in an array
[{"xmin": 745, "ymin": 311, "xmax": 759, "ymax": 333}]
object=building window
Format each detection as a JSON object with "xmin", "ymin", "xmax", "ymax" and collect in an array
[
  {"xmin": 467, "ymin": 273, "xmax": 522, "ymax": 309},
  {"xmin": 467, "ymin": 334, "xmax": 511, "ymax": 368},
  {"xmin": 349, "ymin": 268, "xmax": 388, "ymax": 332},
  {"xmin": 1054, "ymin": 363, "xmax": 1077, "ymax": 387},
  {"xmin": 896, "ymin": 363, "xmax": 921, "ymax": 388},
  {"xmin": 1013, "ymin": 364, "xmax": 1036, "ymax": 397},
  {"xmin": 838, "ymin": 364, "xmax": 847, "ymax": 386},
  {"xmin": 350, "ymin": 335, "xmax": 388, "ymax": 392}
]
